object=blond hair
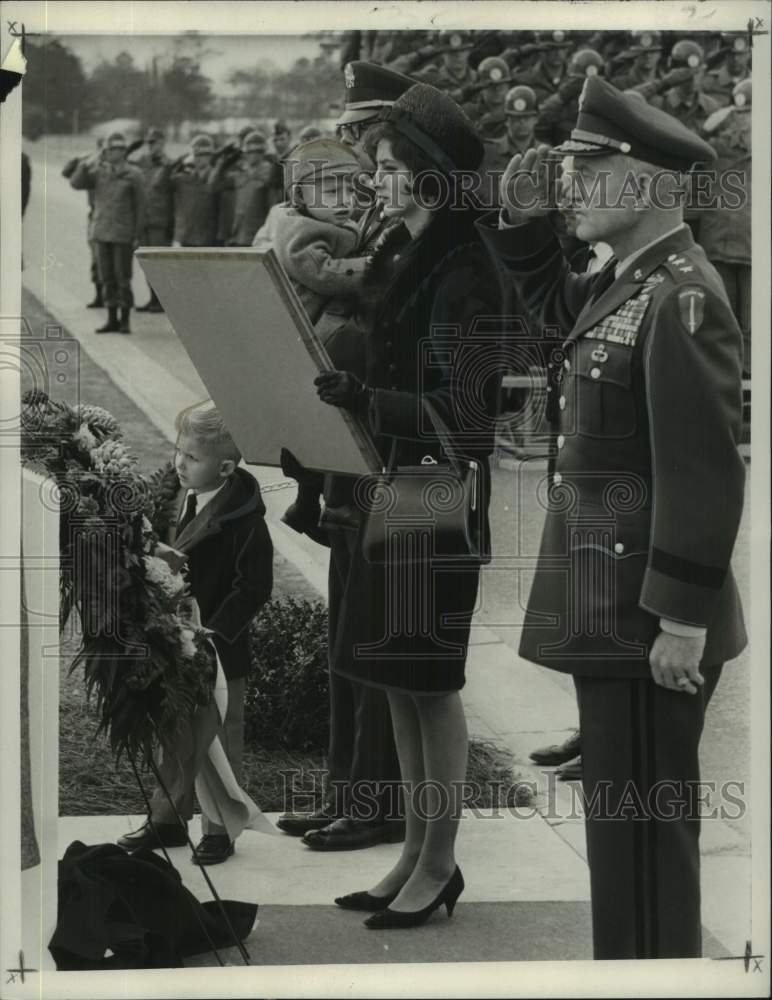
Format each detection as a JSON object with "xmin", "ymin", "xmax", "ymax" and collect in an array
[{"xmin": 175, "ymin": 402, "xmax": 242, "ymax": 463}]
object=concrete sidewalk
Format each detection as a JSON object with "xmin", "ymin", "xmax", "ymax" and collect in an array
[{"xmin": 23, "ymin": 279, "xmax": 750, "ymax": 964}]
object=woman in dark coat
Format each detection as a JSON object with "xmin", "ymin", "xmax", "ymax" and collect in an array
[{"xmin": 315, "ymin": 83, "xmax": 506, "ymax": 928}]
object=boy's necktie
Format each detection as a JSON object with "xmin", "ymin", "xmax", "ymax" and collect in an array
[{"xmin": 177, "ymin": 493, "xmax": 198, "ymax": 534}]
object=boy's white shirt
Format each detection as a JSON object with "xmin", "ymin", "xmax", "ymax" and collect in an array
[{"xmin": 184, "ymin": 481, "xmax": 226, "ymax": 515}]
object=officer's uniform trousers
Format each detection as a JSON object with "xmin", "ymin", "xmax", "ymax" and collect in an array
[
  {"xmin": 575, "ymin": 662, "xmax": 723, "ymax": 959},
  {"xmin": 325, "ymin": 525, "xmax": 402, "ymax": 821}
]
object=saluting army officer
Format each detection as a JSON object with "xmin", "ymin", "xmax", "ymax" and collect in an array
[{"xmin": 478, "ymin": 76, "xmax": 746, "ymax": 959}]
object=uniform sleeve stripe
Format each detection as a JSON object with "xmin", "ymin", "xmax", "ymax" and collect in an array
[{"xmin": 650, "ymin": 546, "xmax": 726, "ymax": 589}]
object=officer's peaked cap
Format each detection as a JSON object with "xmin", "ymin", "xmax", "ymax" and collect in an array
[
  {"xmin": 552, "ymin": 76, "xmax": 717, "ymax": 172},
  {"xmin": 338, "ymin": 61, "xmax": 415, "ymax": 125},
  {"xmin": 106, "ymin": 132, "xmax": 127, "ymax": 149},
  {"xmin": 384, "ymin": 82, "xmax": 484, "ymax": 174}
]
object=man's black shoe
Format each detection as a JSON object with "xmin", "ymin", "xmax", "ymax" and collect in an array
[
  {"xmin": 192, "ymin": 834, "xmax": 234, "ymax": 865},
  {"xmin": 557, "ymin": 756, "xmax": 582, "ymax": 782},
  {"xmin": 117, "ymin": 819, "xmax": 188, "ymax": 851},
  {"xmin": 276, "ymin": 807, "xmax": 341, "ymax": 837},
  {"xmin": 529, "ymin": 730, "xmax": 581, "ymax": 766},
  {"xmin": 302, "ymin": 817, "xmax": 405, "ymax": 851}
]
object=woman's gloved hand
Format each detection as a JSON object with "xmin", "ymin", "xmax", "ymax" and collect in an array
[{"xmin": 314, "ymin": 371, "xmax": 371, "ymax": 413}]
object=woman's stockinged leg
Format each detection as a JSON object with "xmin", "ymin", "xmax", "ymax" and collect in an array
[
  {"xmin": 367, "ymin": 689, "xmax": 425, "ymax": 898},
  {"xmin": 388, "ymin": 690, "xmax": 468, "ymax": 913}
]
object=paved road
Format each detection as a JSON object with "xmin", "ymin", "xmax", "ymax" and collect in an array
[{"xmin": 22, "ymin": 138, "xmax": 752, "ymax": 843}]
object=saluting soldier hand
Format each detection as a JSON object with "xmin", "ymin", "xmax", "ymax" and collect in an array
[
  {"xmin": 500, "ymin": 144, "xmax": 556, "ymax": 226},
  {"xmin": 649, "ymin": 631, "xmax": 707, "ymax": 695}
]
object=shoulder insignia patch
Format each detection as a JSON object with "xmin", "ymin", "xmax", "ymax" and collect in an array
[{"xmin": 678, "ymin": 286, "xmax": 706, "ymax": 335}]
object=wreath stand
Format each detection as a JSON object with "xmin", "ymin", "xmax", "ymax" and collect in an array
[{"xmin": 126, "ymin": 718, "xmax": 252, "ymax": 967}]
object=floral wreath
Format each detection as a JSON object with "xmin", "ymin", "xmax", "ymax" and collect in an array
[{"xmin": 21, "ymin": 390, "xmax": 216, "ymax": 766}]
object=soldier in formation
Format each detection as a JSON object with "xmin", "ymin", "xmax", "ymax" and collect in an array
[
  {"xmin": 129, "ymin": 126, "xmax": 173, "ymax": 312},
  {"xmin": 69, "ymin": 132, "xmax": 145, "ymax": 334}
]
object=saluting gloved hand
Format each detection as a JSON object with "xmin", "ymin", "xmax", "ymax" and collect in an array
[
  {"xmin": 126, "ymin": 138, "xmax": 145, "ymax": 156},
  {"xmin": 314, "ymin": 370, "xmax": 371, "ymax": 412}
]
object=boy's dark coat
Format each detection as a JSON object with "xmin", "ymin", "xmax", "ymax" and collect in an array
[{"xmin": 168, "ymin": 467, "xmax": 273, "ymax": 679}]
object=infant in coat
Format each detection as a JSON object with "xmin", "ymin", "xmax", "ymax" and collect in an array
[{"xmin": 255, "ymin": 138, "xmax": 371, "ymax": 534}]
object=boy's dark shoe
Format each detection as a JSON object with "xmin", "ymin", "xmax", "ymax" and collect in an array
[
  {"xmin": 276, "ymin": 806, "xmax": 341, "ymax": 837},
  {"xmin": 118, "ymin": 307, "xmax": 132, "ymax": 334},
  {"xmin": 302, "ymin": 817, "xmax": 405, "ymax": 851},
  {"xmin": 192, "ymin": 835, "xmax": 234, "ymax": 865},
  {"xmin": 529, "ymin": 729, "xmax": 581, "ymax": 766},
  {"xmin": 117, "ymin": 819, "xmax": 188, "ymax": 851}
]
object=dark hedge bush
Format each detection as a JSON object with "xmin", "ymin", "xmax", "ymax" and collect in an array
[{"xmin": 244, "ymin": 597, "xmax": 330, "ymax": 753}]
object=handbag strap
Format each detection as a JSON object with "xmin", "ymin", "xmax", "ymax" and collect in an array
[
  {"xmin": 422, "ymin": 398, "xmax": 466, "ymax": 478},
  {"xmin": 379, "ymin": 398, "xmax": 468, "ymax": 477}
]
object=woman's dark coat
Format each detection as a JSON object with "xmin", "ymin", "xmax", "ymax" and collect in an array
[{"xmin": 332, "ymin": 207, "xmax": 507, "ymax": 692}]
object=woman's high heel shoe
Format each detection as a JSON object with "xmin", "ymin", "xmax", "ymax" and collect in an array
[
  {"xmin": 334, "ymin": 889, "xmax": 399, "ymax": 912},
  {"xmin": 363, "ymin": 867, "xmax": 464, "ymax": 929}
]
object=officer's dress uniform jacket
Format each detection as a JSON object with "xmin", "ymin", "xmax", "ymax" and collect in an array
[
  {"xmin": 478, "ymin": 215, "xmax": 747, "ymax": 677},
  {"xmin": 478, "ymin": 210, "xmax": 747, "ymax": 959}
]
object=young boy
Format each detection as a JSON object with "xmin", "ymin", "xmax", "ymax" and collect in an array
[
  {"xmin": 118, "ymin": 405, "xmax": 273, "ymax": 865},
  {"xmin": 266, "ymin": 138, "xmax": 371, "ymax": 533}
]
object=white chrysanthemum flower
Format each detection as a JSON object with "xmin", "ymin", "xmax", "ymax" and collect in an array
[
  {"xmin": 73, "ymin": 423, "xmax": 98, "ymax": 452},
  {"xmin": 179, "ymin": 627, "xmax": 198, "ymax": 659},
  {"xmin": 143, "ymin": 554, "xmax": 186, "ymax": 597}
]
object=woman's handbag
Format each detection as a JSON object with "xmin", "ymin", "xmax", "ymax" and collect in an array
[{"xmin": 359, "ymin": 399, "xmax": 483, "ymax": 564}]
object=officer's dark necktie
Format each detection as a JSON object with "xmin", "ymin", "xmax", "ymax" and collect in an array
[
  {"xmin": 177, "ymin": 493, "xmax": 197, "ymax": 535},
  {"xmin": 589, "ymin": 258, "xmax": 618, "ymax": 303}
]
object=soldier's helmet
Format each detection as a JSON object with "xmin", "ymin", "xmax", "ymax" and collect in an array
[
  {"xmin": 243, "ymin": 130, "xmax": 268, "ymax": 150},
  {"xmin": 477, "ymin": 56, "xmax": 511, "ymax": 87},
  {"xmin": 436, "ymin": 30, "xmax": 475, "ymax": 53},
  {"xmin": 504, "ymin": 85, "xmax": 539, "ymax": 116},
  {"xmin": 568, "ymin": 49, "xmax": 605, "ymax": 78},
  {"xmin": 668, "ymin": 39, "xmax": 705, "ymax": 71},
  {"xmin": 190, "ymin": 134, "xmax": 214, "ymax": 154},
  {"xmin": 534, "ymin": 29, "xmax": 574, "ymax": 50},
  {"xmin": 732, "ymin": 78, "xmax": 752, "ymax": 110},
  {"xmin": 145, "ymin": 126, "xmax": 165, "ymax": 142},
  {"xmin": 629, "ymin": 31, "xmax": 662, "ymax": 54}
]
